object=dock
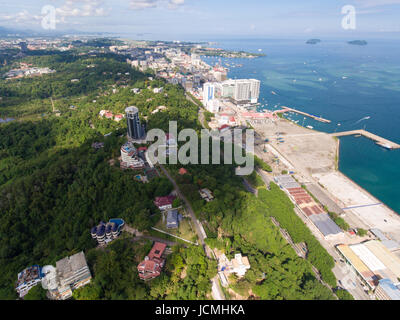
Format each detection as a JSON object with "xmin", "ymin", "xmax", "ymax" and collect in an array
[
  {"xmin": 331, "ymin": 130, "xmax": 400, "ymax": 149},
  {"xmin": 277, "ymin": 107, "xmax": 331, "ymax": 123}
]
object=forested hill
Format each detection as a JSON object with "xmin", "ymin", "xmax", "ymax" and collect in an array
[
  {"xmin": 0, "ymin": 51, "xmax": 208, "ymax": 299},
  {"xmin": 0, "ymin": 49, "xmax": 343, "ymax": 300}
]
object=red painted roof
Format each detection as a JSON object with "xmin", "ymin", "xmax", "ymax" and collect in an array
[
  {"xmin": 137, "ymin": 242, "xmax": 167, "ymax": 280},
  {"xmin": 154, "ymin": 195, "xmax": 176, "ymax": 207},
  {"xmin": 179, "ymin": 168, "xmax": 188, "ymax": 175},
  {"xmin": 219, "ymin": 124, "xmax": 230, "ymax": 131},
  {"xmin": 148, "ymin": 242, "xmax": 167, "ymax": 260}
]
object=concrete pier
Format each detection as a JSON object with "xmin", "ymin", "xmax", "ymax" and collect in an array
[
  {"xmin": 331, "ymin": 130, "xmax": 400, "ymax": 149},
  {"xmin": 277, "ymin": 107, "xmax": 331, "ymax": 123}
]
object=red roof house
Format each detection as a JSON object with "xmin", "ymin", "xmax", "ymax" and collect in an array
[
  {"xmin": 154, "ymin": 195, "xmax": 176, "ymax": 210},
  {"xmin": 219, "ymin": 124, "xmax": 230, "ymax": 133},
  {"xmin": 137, "ymin": 242, "xmax": 167, "ymax": 280},
  {"xmin": 179, "ymin": 168, "xmax": 188, "ymax": 175}
]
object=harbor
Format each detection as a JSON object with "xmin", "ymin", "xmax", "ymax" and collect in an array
[
  {"xmin": 332, "ymin": 130, "xmax": 400, "ymax": 150},
  {"xmin": 277, "ymin": 107, "xmax": 332, "ymax": 123}
]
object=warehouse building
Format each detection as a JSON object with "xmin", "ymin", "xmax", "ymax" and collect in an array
[
  {"xmin": 336, "ymin": 240, "xmax": 400, "ymax": 295},
  {"xmin": 275, "ymin": 175, "xmax": 343, "ymax": 239},
  {"xmin": 375, "ymin": 279, "xmax": 400, "ymax": 300}
]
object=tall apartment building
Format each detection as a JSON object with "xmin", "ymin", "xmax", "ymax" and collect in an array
[
  {"xmin": 126, "ymin": 106, "xmax": 145, "ymax": 140},
  {"xmin": 203, "ymin": 82, "xmax": 215, "ymax": 105},
  {"xmin": 51, "ymin": 252, "xmax": 92, "ymax": 300},
  {"xmin": 215, "ymin": 79, "xmax": 260, "ymax": 104}
]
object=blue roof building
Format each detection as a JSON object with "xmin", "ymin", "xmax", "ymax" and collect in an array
[
  {"xmin": 376, "ymin": 279, "xmax": 400, "ymax": 300},
  {"xmin": 166, "ymin": 209, "xmax": 182, "ymax": 229}
]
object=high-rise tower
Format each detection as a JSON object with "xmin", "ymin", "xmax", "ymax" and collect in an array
[{"xmin": 126, "ymin": 106, "xmax": 144, "ymax": 140}]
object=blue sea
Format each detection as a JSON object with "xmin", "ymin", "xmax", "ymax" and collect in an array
[{"xmin": 201, "ymin": 38, "xmax": 400, "ymax": 214}]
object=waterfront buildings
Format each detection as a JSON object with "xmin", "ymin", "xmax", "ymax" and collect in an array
[
  {"xmin": 203, "ymin": 82, "xmax": 215, "ymax": 105},
  {"xmin": 213, "ymin": 79, "xmax": 260, "ymax": 104},
  {"xmin": 137, "ymin": 242, "xmax": 167, "ymax": 280},
  {"xmin": 202, "ymin": 79, "xmax": 260, "ymax": 113},
  {"xmin": 126, "ymin": 106, "xmax": 145, "ymax": 140},
  {"xmin": 275, "ymin": 175, "xmax": 343, "ymax": 239},
  {"xmin": 375, "ymin": 279, "xmax": 400, "ymax": 300},
  {"xmin": 336, "ymin": 240, "xmax": 400, "ymax": 293},
  {"xmin": 202, "ymin": 82, "xmax": 220, "ymax": 112}
]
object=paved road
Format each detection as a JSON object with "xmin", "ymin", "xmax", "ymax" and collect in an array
[
  {"xmin": 159, "ymin": 164, "xmax": 225, "ymax": 300},
  {"xmin": 159, "ymin": 165, "xmax": 207, "ymax": 248},
  {"xmin": 255, "ymin": 168, "xmax": 271, "ymax": 189},
  {"xmin": 131, "ymin": 236, "xmax": 180, "ymax": 247},
  {"xmin": 292, "ymin": 207, "xmax": 370, "ymax": 300},
  {"xmin": 242, "ymin": 178, "xmax": 258, "ymax": 195}
]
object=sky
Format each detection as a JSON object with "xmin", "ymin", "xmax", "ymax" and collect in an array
[{"xmin": 0, "ymin": 0, "xmax": 400, "ymax": 40}]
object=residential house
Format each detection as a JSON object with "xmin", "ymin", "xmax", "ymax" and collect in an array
[
  {"xmin": 137, "ymin": 242, "xmax": 167, "ymax": 280},
  {"xmin": 154, "ymin": 195, "xmax": 176, "ymax": 211}
]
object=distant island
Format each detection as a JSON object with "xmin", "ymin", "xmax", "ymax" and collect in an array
[
  {"xmin": 306, "ymin": 39, "xmax": 321, "ymax": 45},
  {"xmin": 348, "ymin": 40, "xmax": 368, "ymax": 46}
]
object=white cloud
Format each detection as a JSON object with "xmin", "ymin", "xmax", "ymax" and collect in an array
[
  {"xmin": 0, "ymin": 0, "xmax": 111, "ymax": 27},
  {"xmin": 355, "ymin": 0, "xmax": 400, "ymax": 7},
  {"xmin": 0, "ymin": 10, "xmax": 42, "ymax": 24},
  {"xmin": 129, "ymin": 0, "xmax": 185, "ymax": 10},
  {"xmin": 56, "ymin": 0, "xmax": 110, "ymax": 18},
  {"xmin": 129, "ymin": 0, "xmax": 158, "ymax": 9}
]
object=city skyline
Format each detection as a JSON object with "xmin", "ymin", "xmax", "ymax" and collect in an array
[{"xmin": 1, "ymin": 1, "xmax": 400, "ymax": 40}]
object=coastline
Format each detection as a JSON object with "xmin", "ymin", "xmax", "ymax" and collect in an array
[
  {"xmin": 270, "ymin": 116, "xmax": 400, "ymax": 241},
  {"xmin": 198, "ymin": 49, "xmax": 400, "ymax": 241}
]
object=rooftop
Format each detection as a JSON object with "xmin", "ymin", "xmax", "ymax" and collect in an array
[{"xmin": 56, "ymin": 251, "xmax": 89, "ymax": 281}]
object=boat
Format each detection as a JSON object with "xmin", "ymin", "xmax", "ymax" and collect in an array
[
  {"xmin": 306, "ymin": 125, "xmax": 314, "ymax": 129},
  {"xmin": 378, "ymin": 143, "xmax": 393, "ymax": 150},
  {"xmin": 271, "ymin": 91, "xmax": 277, "ymax": 95}
]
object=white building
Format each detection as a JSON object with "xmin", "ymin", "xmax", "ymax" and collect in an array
[
  {"xmin": 215, "ymin": 79, "xmax": 260, "ymax": 104},
  {"xmin": 120, "ymin": 142, "xmax": 145, "ymax": 169},
  {"xmin": 203, "ymin": 82, "xmax": 215, "ymax": 106},
  {"xmin": 218, "ymin": 253, "xmax": 251, "ymax": 278},
  {"xmin": 51, "ymin": 252, "xmax": 92, "ymax": 300},
  {"xmin": 202, "ymin": 83, "xmax": 220, "ymax": 113}
]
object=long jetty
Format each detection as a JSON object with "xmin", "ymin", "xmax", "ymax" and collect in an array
[
  {"xmin": 278, "ymin": 107, "xmax": 331, "ymax": 123},
  {"xmin": 331, "ymin": 129, "xmax": 400, "ymax": 149}
]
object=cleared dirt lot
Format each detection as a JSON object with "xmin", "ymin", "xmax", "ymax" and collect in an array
[{"xmin": 252, "ymin": 118, "xmax": 337, "ymax": 177}]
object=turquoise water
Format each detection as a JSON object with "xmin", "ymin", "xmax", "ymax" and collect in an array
[{"xmin": 202, "ymin": 38, "xmax": 400, "ymax": 213}]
